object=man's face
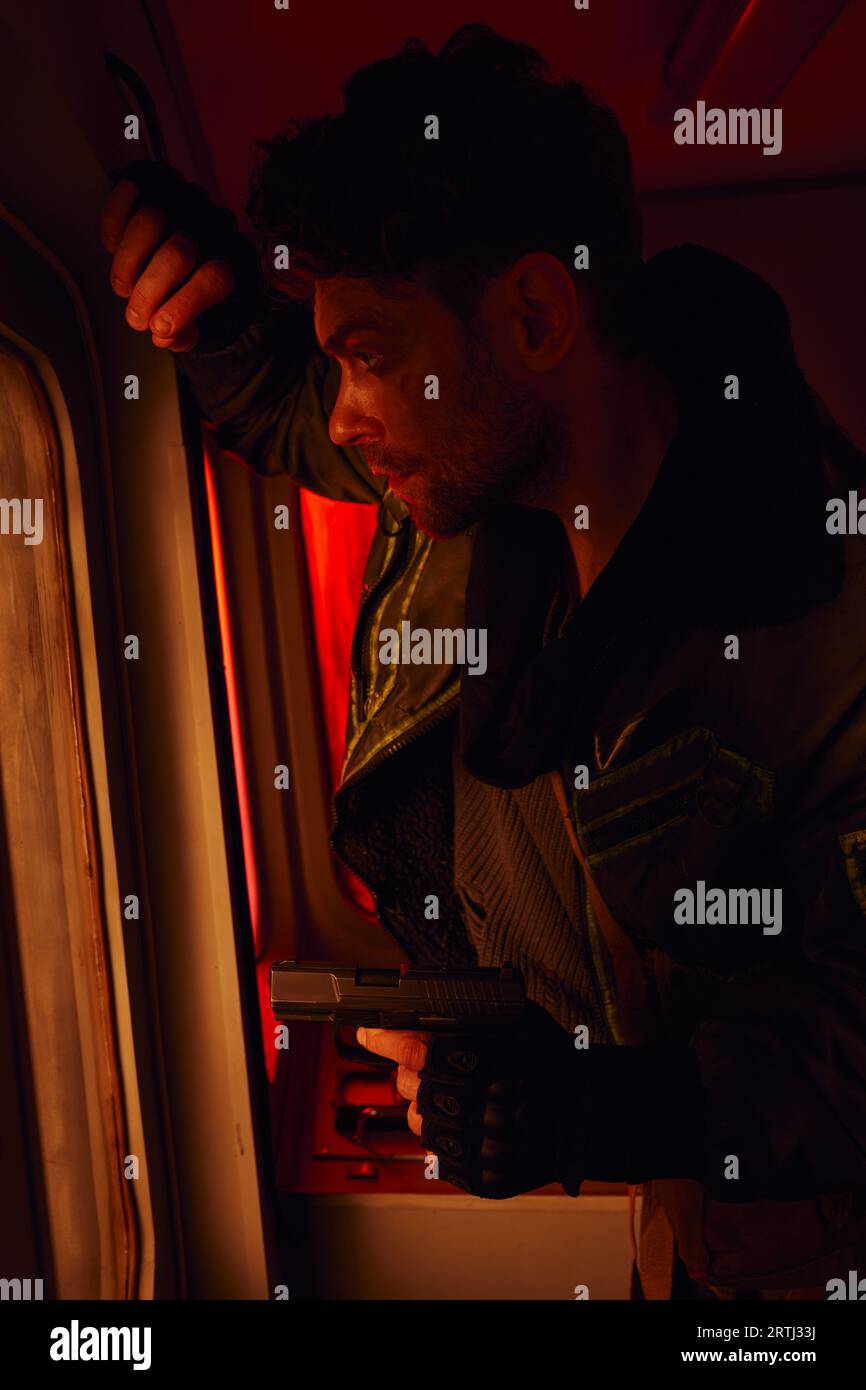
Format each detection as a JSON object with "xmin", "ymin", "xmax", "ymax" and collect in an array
[{"xmin": 314, "ymin": 273, "xmax": 565, "ymax": 538}]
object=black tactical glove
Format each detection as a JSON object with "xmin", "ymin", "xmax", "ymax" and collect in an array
[{"xmin": 417, "ymin": 1000, "xmax": 587, "ymax": 1199}]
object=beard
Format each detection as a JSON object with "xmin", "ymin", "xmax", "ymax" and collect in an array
[{"xmin": 364, "ymin": 324, "xmax": 571, "ymax": 539}]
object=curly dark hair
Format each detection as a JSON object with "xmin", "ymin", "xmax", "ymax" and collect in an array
[{"xmin": 246, "ymin": 23, "xmax": 643, "ymax": 351}]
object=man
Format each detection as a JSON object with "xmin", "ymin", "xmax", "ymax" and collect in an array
[{"xmin": 100, "ymin": 24, "xmax": 866, "ymax": 1298}]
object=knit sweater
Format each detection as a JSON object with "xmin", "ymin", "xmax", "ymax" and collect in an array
[{"xmin": 452, "ymin": 727, "xmax": 615, "ymax": 1045}]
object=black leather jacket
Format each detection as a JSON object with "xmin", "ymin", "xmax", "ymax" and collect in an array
[{"xmin": 178, "ymin": 245, "xmax": 866, "ymax": 1288}]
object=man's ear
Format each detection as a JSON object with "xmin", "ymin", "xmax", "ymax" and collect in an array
[{"xmin": 505, "ymin": 252, "xmax": 580, "ymax": 371}]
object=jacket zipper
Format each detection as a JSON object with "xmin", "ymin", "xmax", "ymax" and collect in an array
[
  {"xmin": 553, "ymin": 765, "xmax": 626, "ymax": 1046},
  {"xmin": 332, "ymin": 507, "xmax": 458, "ymax": 913},
  {"xmin": 350, "ymin": 513, "xmax": 413, "ymax": 716}
]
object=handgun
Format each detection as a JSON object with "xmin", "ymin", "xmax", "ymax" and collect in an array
[{"xmin": 269, "ymin": 961, "xmax": 526, "ymax": 1030}]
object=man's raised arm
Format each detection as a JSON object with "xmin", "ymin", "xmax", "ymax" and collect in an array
[{"xmin": 99, "ymin": 160, "xmax": 383, "ymax": 504}]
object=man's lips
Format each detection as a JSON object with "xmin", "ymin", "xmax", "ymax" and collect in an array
[{"xmin": 369, "ymin": 463, "xmax": 414, "ymax": 483}]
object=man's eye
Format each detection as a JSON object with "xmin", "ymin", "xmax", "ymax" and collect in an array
[{"xmin": 353, "ymin": 349, "xmax": 384, "ymax": 370}]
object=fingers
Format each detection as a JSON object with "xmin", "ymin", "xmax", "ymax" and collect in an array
[
  {"xmin": 110, "ymin": 205, "xmax": 168, "ymax": 301},
  {"xmin": 355, "ymin": 1027, "xmax": 430, "ymax": 1070},
  {"xmin": 101, "ymin": 172, "xmax": 243, "ymax": 355},
  {"xmin": 148, "ymin": 259, "xmax": 234, "ymax": 342},
  {"xmin": 355, "ymin": 1028, "xmax": 431, "ymax": 1139},
  {"xmin": 155, "ymin": 323, "xmax": 200, "ymax": 353},
  {"xmin": 395, "ymin": 1063, "xmax": 421, "ymax": 1102},
  {"xmin": 125, "ymin": 232, "xmax": 198, "ymax": 329},
  {"xmin": 100, "ymin": 179, "xmax": 140, "ymax": 253}
]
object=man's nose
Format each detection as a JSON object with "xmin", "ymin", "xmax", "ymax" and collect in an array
[{"xmin": 328, "ymin": 383, "xmax": 382, "ymax": 449}]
